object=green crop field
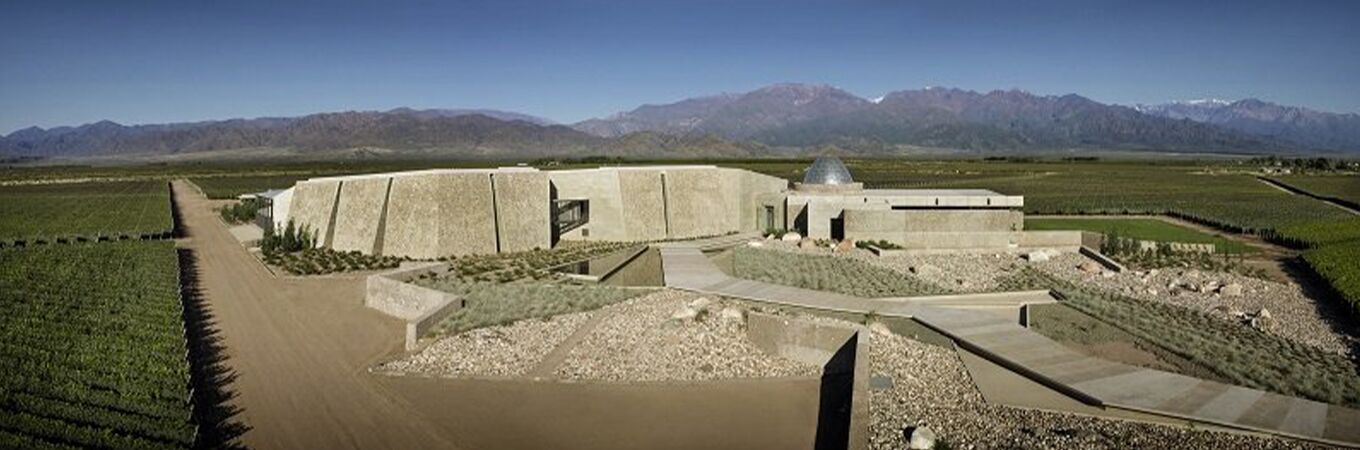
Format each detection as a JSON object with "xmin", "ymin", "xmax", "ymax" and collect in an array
[
  {"xmin": 0, "ymin": 181, "xmax": 173, "ymax": 241},
  {"xmin": 1024, "ymin": 217, "xmax": 1254, "ymax": 253},
  {"xmin": 0, "ymin": 241, "xmax": 194, "ymax": 449},
  {"xmin": 1272, "ymin": 174, "xmax": 1360, "ymax": 206},
  {"xmin": 190, "ymin": 175, "xmax": 310, "ymax": 199},
  {"xmin": 1305, "ymin": 240, "xmax": 1360, "ymax": 316}
]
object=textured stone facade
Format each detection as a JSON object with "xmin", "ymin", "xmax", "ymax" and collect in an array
[
  {"xmin": 492, "ymin": 171, "xmax": 551, "ymax": 253},
  {"xmin": 330, "ymin": 177, "xmax": 391, "ymax": 253}
]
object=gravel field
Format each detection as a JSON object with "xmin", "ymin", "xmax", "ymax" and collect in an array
[
  {"xmin": 555, "ymin": 290, "xmax": 821, "ymax": 381},
  {"xmin": 379, "ymin": 290, "xmax": 820, "ymax": 381},
  {"xmin": 379, "ymin": 311, "xmax": 594, "ymax": 378},
  {"xmin": 865, "ymin": 327, "xmax": 1324, "ymax": 450},
  {"xmin": 1032, "ymin": 253, "xmax": 1357, "ymax": 355}
]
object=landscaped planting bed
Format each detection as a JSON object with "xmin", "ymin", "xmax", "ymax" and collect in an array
[
  {"xmin": 0, "ymin": 241, "xmax": 194, "ymax": 448},
  {"xmin": 444, "ymin": 241, "xmax": 639, "ymax": 283},
  {"xmin": 729, "ymin": 246, "xmax": 947, "ymax": 297},
  {"xmin": 999, "ymin": 267, "xmax": 1360, "ymax": 408},
  {"xmin": 264, "ymin": 248, "xmax": 404, "ymax": 275},
  {"xmin": 0, "ymin": 181, "xmax": 173, "ymax": 242},
  {"xmin": 418, "ymin": 279, "xmax": 652, "ymax": 334}
]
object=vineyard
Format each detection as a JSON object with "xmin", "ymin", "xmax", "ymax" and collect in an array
[
  {"xmin": 1306, "ymin": 241, "xmax": 1360, "ymax": 315},
  {"xmin": 1270, "ymin": 174, "xmax": 1360, "ymax": 208},
  {"xmin": 0, "ymin": 181, "xmax": 173, "ymax": 242},
  {"xmin": 190, "ymin": 175, "xmax": 309, "ymax": 200},
  {"xmin": 0, "ymin": 241, "xmax": 194, "ymax": 449}
]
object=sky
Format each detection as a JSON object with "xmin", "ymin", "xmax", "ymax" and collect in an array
[{"xmin": 1, "ymin": 0, "xmax": 1357, "ymax": 134}]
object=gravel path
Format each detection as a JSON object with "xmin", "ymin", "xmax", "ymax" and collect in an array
[
  {"xmin": 1032, "ymin": 253, "xmax": 1357, "ymax": 355},
  {"xmin": 865, "ymin": 327, "xmax": 1325, "ymax": 450}
]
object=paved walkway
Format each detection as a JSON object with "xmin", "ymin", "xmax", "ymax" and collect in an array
[{"xmin": 659, "ymin": 246, "xmax": 1360, "ymax": 447}]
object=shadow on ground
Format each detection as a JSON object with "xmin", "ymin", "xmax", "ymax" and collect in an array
[{"xmin": 181, "ymin": 246, "xmax": 251, "ymax": 449}]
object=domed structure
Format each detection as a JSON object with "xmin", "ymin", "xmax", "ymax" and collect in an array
[{"xmin": 802, "ymin": 156, "xmax": 854, "ymax": 185}]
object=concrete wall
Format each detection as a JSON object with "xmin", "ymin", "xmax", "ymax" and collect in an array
[
  {"xmin": 492, "ymin": 172, "xmax": 551, "ymax": 252},
  {"xmin": 383, "ymin": 174, "xmax": 445, "ymax": 259},
  {"xmin": 269, "ymin": 188, "xmax": 294, "ymax": 232},
  {"xmin": 365, "ymin": 263, "xmax": 464, "ymax": 351},
  {"xmin": 288, "ymin": 179, "xmax": 342, "ymax": 247},
  {"xmin": 747, "ymin": 313, "xmax": 868, "ymax": 450},
  {"xmin": 331, "ymin": 177, "xmax": 391, "ymax": 253},
  {"xmin": 1015, "ymin": 230, "xmax": 1083, "ymax": 248},
  {"xmin": 665, "ymin": 168, "xmax": 731, "ymax": 239},
  {"xmin": 549, "ymin": 169, "xmax": 626, "ymax": 241},
  {"xmin": 617, "ymin": 170, "xmax": 667, "ymax": 241},
  {"xmin": 843, "ymin": 209, "xmax": 1022, "ymax": 235},
  {"xmin": 436, "ymin": 173, "xmax": 498, "ymax": 256}
]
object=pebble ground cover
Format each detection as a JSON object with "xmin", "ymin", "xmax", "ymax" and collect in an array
[
  {"xmin": 0, "ymin": 181, "xmax": 172, "ymax": 241},
  {"xmin": 0, "ymin": 241, "xmax": 194, "ymax": 449}
]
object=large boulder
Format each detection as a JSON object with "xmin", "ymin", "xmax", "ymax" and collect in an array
[
  {"xmin": 1078, "ymin": 261, "xmax": 1104, "ymax": 274},
  {"xmin": 1250, "ymin": 308, "xmax": 1275, "ymax": 331},
  {"xmin": 1218, "ymin": 283, "xmax": 1243, "ymax": 297},
  {"xmin": 835, "ymin": 239, "xmax": 855, "ymax": 253},
  {"xmin": 671, "ymin": 306, "xmax": 699, "ymax": 321},
  {"xmin": 688, "ymin": 297, "xmax": 713, "ymax": 310},
  {"xmin": 719, "ymin": 307, "xmax": 744, "ymax": 324},
  {"xmin": 908, "ymin": 426, "xmax": 937, "ymax": 450},
  {"xmin": 1025, "ymin": 251, "xmax": 1051, "ymax": 262},
  {"xmin": 799, "ymin": 237, "xmax": 819, "ymax": 249},
  {"xmin": 780, "ymin": 232, "xmax": 802, "ymax": 243}
]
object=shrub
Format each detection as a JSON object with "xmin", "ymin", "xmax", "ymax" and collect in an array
[
  {"xmin": 730, "ymin": 247, "xmax": 945, "ymax": 297},
  {"xmin": 217, "ymin": 198, "xmax": 260, "ymax": 224}
]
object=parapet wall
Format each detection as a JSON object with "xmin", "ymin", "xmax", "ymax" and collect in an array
[{"xmin": 844, "ymin": 209, "xmax": 1022, "ymax": 234}]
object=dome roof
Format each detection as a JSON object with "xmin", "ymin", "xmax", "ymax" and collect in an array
[{"xmin": 802, "ymin": 156, "xmax": 854, "ymax": 185}]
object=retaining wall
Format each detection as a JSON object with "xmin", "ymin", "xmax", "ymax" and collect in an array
[
  {"xmin": 748, "ymin": 313, "xmax": 868, "ymax": 450},
  {"xmin": 365, "ymin": 263, "xmax": 463, "ymax": 351}
]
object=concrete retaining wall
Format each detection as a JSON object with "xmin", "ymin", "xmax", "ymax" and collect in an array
[
  {"xmin": 747, "ymin": 313, "xmax": 868, "ymax": 450},
  {"xmin": 365, "ymin": 263, "xmax": 463, "ymax": 351},
  {"xmin": 617, "ymin": 170, "xmax": 667, "ymax": 241},
  {"xmin": 436, "ymin": 173, "xmax": 498, "ymax": 256}
]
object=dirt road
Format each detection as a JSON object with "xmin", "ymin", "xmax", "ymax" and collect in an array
[{"xmin": 172, "ymin": 180, "xmax": 820, "ymax": 450}]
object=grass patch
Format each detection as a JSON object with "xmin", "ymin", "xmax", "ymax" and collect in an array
[
  {"xmin": 1025, "ymin": 217, "xmax": 1253, "ymax": 254},
  {"xmin": 729, "ymin": 247, "xmax": 947, "ymax": 297},
  {"xmin": 999, "ymin": 268, "xmax": 1360, "ymax": 407},
  {"xmin": 421, "ymin": 280, "xmax": 652, "ymax": 334}
]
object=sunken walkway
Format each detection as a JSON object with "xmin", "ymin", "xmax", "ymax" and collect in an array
[{"xmin": 658, "ymin": 245, "xmax": 1360, "ymax": 447}]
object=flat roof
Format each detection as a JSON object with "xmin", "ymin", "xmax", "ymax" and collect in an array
[{"xmin": 790, "ymin": 188, "xmax": 1012, "ymax": 197}]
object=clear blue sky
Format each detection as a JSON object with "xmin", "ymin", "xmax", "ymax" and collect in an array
[{"xmin": 2, "ymin": 0, "xmax": 1357, "ymax": 134}]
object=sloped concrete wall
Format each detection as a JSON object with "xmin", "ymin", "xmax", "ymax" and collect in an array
[
  {"xmin": 331, "ymin": 177, "xmax": 392, "ymax": 253},
  {"xmin": 664, "ymin": 168, "xmax": 730, "ymax": 238},
  {"xmin": 383, "ymin": 174, "xmax": 444, "ymax": 259},
  {"xmin": 617, "ymin": 170, "xmax": 667, "ymax": 241},
  {"xmin": 549, "ymin": 170, "xmax": 625, "ymax": 241},
  {"xmin": 492, "ymin": 172, "xmax": 551, "ymax": 253},
  {"xmin": 436, "ymin": 173, "xmax": 497, "ymax": 256},
  {"xmin": 747, "ymin": 313, "xmax": 868, "ymax": 450},
  {"xmin": 288, "ymin": 179, "xmax": 341, "ymax": 247}
]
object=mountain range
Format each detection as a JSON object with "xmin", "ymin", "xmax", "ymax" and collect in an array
[
  {"xmin": 4, "ymin": 84, "xmax": 1358, "ymax": 161},
  {"xmin": 1135, "ymin": 99, "xmax": 1360, "ymax": 151}
]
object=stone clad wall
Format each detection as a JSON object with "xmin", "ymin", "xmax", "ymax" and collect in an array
[
  {"xmin": 548, "ymin": 170, "xmax": 625, "ymax": 241},
  {"xmin": 664, "ymin": 168, "xmax": 729, "ymax": 238},
  {"xmin": 287, "ymin": 179, "xmax": 341, "ymax": 247},
  {"xmin": 436, "ymin": 173, "xmax": 498, "ymax": 256},
  {"xmin": 492, "ymin": 172, "xmax": 551, "ymax": 253},
  {"xmin": 330, "ymin": 177, "xmax": 392, "ymax": 253},
  {"xmin": 383, "ymin": 174, "xmax": 444, "ymax": 259},
  {"xmin": 843, "ymin": 209, "xmax": 1021, "ymax": 235},
  {"xmin": 617, "ymin": 170, "xmax": 667, "ymax": 241}
]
